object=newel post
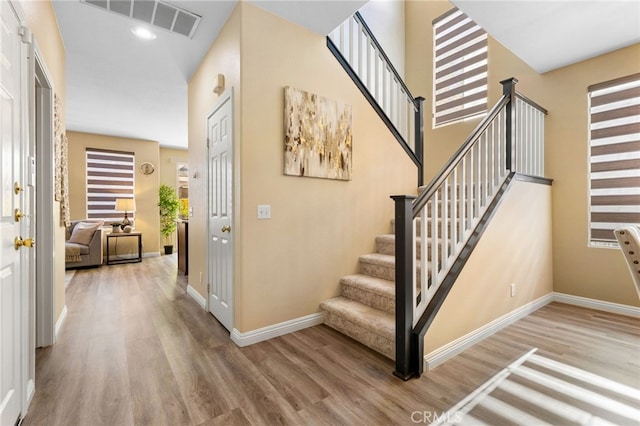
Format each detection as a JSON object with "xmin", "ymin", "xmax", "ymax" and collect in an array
[
  {"xmin": 414, "ymin": 97, "xmax": 426, "ymax": 187},
  {"xmin": 391, "ymin": 194, "xmax": 416, "ymax": 380},
  {"xmin": 500, "ymin": 77, "xmax": 518, "ymax": 172}
]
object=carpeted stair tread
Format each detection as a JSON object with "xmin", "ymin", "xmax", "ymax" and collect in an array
[
  {"xmin": 376, "ymin": 234, "xmax": 422, "ymax": 257},
  {"xmin": 320, "ymin": 297, "xmax": 395, "ymax": 359},
  {"xmin": 320, "ymin": 297, "xmax": 394, "ymax": 335},
  {"xmin": 341, "ymin": 274, "xmax": 394, "ymax": 297},
  {"xmin": 359, "ymin": 253, "xmax": 396, "ymax": 281},
  {"xmin": 359, "ymin": 252, "xmax": 395, "ymax": 267},
  {"xmin": 341, "ymin": 274, "xmax": 395, "ymax": 314}
]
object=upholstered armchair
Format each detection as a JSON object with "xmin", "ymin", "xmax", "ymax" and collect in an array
[{"xmin": 65, "ymin": 220, "xmax": 104, "ymax": 269}]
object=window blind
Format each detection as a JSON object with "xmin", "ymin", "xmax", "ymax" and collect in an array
[
  {"xmin": 588, "ymin": 73, "xmax": 640, "ymax": 245},
  {"xmin": 433, "ymin": 8, "xmax": 488, "ymax": 128},
  {"xmin": 86, "ymin": 148, "xmax": 135, "ymax": 223}
]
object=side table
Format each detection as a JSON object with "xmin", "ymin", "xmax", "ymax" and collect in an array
[{"xmin": 106, "ymin": 232, "xmax": 142, "ymax": 265}]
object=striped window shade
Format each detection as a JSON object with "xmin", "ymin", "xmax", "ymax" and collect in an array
[
  {"xmin": 588, "ymin": 73, "xmax": 640, "ymax": 246},
  {"xmin": 86, "ymin": 148, "xmax": 135, "ymax": 223},
  {"xmin": 433, "ymin": 8, "xmax": 488, "ymax": 128}
]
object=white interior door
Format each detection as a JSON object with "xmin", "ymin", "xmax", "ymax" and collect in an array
[
  {"xmin": 0, "ymin": 1, "xmax": 28, "ymax": 424},
  {"xmin": 207, "ymin": 90, "xmax": 233, "ymax": 331}
]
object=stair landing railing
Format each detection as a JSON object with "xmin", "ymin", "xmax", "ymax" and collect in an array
[
  {"xmin": 392, "ymin": 78, "xmax": 547, "ymax": 380},
  {"xmin": 327, "ymin": 12, "xmax": 425, "ymax": 186}
]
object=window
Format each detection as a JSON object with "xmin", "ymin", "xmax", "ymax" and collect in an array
[
  {"xmin": 433, "ymin": 8, "xmax": 488, "ymax": 128},
  {"xmin": 588, "ymin": 73, "xmax": 640, "ymax": 246},
  {"xmin": 86, "ymin": 148, "xmax": 135, "ymax": 223}
]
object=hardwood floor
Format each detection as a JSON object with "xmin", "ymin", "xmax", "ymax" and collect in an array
[{"xmin": 23, "ymin": 255, "xmax": 640, "ymax": 425}]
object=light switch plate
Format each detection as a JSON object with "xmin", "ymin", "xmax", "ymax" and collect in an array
[{"xmin": 257, "ymin": 204, "xmax": 271, "ymax": 219}]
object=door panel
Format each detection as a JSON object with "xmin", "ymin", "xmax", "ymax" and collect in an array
[
  {"xmin": 208, "ymin": 92, "xmax": 233, "ymax": 331},
  {"xmin": 0, "ymin": 2, "xmax": 24, "ymax": 424}
]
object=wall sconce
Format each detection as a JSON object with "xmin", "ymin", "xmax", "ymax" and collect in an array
[{"xmin": 213, "ymin": 74, "xmax": 225, "ymax": 95}]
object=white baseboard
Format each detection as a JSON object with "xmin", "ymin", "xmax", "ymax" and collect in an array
[
  {"xmin": 26, "ymin": 378, "xmax": 35, "ymax": 407},
  {"xmin": 55, "ymin": 305, "xmax": 68, "ymax": 340},
  {"xmin": 424, "ymin": 294, "xmax": 554, "ymax": 371},
  {"xmin": 143, "ymin": 252, "xmax": 160, "ymax": 258},
  {"xmin": 231, "ymin": 312, "xmax": 326, "ymax": 347},
  {"xmin": 187, "ymin": 285, "xmax": 207, "ymax": 309},
  {"xmin": 553, "ymin": 292, "xmax": 640, "ymax": 318}
]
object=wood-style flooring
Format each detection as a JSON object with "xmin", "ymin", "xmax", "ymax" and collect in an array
[{"xmin": 23, "ymin": 255, "xmax": 640, "ymax": 426}]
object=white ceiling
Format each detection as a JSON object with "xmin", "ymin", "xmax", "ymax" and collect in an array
[
  {"xmin": 53, "ymin": 0, "xmax": 237, "ymax": 149},
  {"xmin": 53, "ymin": 0, "xmax": 365, "ymax": 149},
  {"xmin": 452, "ymin": 0, "xmax": 640, "ymax": 74},
  {"xmin": 53, "ymin": 0, "xmax": 640, "ymax": 150}
]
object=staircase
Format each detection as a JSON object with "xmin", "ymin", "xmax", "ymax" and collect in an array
[
  {"xmin": 320, "ymin": 190, "xmax": 455, "ymax": 360},
  {"xmin": 320, "ymin": 221, "xmax": 399, "ymax": 360},
  {"xmin": 319, "ymin": 79, "xmax": 547, "ymax": 375},
  {"xmin": 323, "ymin": 11, "xmax": 548, "ymax": 378}
]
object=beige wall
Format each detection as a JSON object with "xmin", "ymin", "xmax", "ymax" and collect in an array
[
  {"xmin": 67, "ymin": 131, "xmax": 161, "ymax": 255},
  {"xmin": 188, "ymin": 4, "xmax": 241, "ymax": 299},
  {"xmin": 22, "ymin": 0, "xmax": 67, "ymax": 320},
  {"xmin": 542, "ymin": 46, "xmax": 640, "ymax": 305},
  {"xmin": 406, "ymin": 1, "xmax": 639, "ymax": 307},
  {"xmin": 425, "ymin": 180, "xmax": 554, "ymax": 353},
  {"xmin": 159, "ymin": 147, "xmax": 188, "ymax": 247},
  {"xmin": 188, "ymin": 3, "xmax": 417, "ymax": 332},
  {"xmin": 238, "ymin": 3, "xmax": 416, "ymax": 331},
  {"xmin": 159, "ymin": 148, "xmax": 188, "ymax": 188}
]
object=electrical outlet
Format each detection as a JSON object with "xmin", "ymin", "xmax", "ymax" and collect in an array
[
  {"xmin": 258, "ymin": 204, "xmax": 271, "ymax": 219},
  {"xmin": 510, "ymin": 283, "xmax": 516, "ymax": 297}
]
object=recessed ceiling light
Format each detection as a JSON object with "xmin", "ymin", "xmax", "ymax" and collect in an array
[{"xmin": 131, "ymin": 26, "xmax": 157, "ymax": 40}]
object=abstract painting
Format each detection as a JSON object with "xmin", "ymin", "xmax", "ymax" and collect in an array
[{"xmin": 284, "ymin": 87, "xmax": 352, "ymax": 180}]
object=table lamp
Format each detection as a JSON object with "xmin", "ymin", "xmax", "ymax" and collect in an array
[{"xmin": 115, "ymin": 198, "xmax": 136, "ymax": 227}]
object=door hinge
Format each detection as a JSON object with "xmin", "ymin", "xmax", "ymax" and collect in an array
[
  {"xmin": 19, "ymin": 27, "xmax": 33, "ymax": 45},
  {"xmin": 206, "ymin": 138, "xmax": 210, "ymax": 148}
]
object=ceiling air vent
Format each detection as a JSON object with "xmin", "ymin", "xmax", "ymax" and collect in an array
[{"xmin": 82, "ymin": 0, "xmax": 201, "ymax": 39}]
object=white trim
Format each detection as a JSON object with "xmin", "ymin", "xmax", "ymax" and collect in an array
[
  {"xmin": 54, "ymin": 305, "xmax": 68, "ymax": 339},
  {"xmin": 26, "ymin": 378, "xmax": 35, "ymax": 406},
  {"xmin": 424, "ymin": 294, "xmax": 553, "ymax": 371},
  {"xmin": 553, "ymin": 292, "xmax": 640, "ymax": 318},
  {"xmin": 187, "ymin": 285, "xmax": 206, "ymax": 309},
  {"xmin": 33, "ymin": 41, "xmax": 56, "ymax": 349},
  {"xmin": 231, "ymin": 312, "xmax": 326, "ymax": 347}
]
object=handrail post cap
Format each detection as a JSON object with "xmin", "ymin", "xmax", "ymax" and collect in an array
[
  {"xmin": 500, "ymin": 77, "xmax": 519, "ymax": 85},
  {"xmin": 391, "ymin": 195, "xmax": 417, "ymax": 201}
]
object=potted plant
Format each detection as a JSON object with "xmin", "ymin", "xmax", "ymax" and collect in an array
[
  {"xmin": 111, "ymin": 222, "xmax": 122, "ymax": 233},
  {"xmin": 158, "ymin": 184, "xmax": 179, "ymax": 254}
]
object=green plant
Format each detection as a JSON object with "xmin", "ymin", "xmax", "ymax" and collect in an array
[
  {"xmin": 158, "ymin": 184, "xmax": 179, "ymax": 246},
  {"xmin": 179, "ymin": 198, "xmax": 189, "ymax": 219}
]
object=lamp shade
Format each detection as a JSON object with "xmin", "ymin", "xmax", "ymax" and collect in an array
[{"xmin": 115, "ymin": 198, "xmax": 136, "ymax": 212}]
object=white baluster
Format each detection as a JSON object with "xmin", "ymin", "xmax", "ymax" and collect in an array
[
  {"xmin": 431, "ymin": 193, "xmax": 439, "ymax": 293},
  {"xmin": 441, "ymin": 180, "xmax": 449, "ymax": 272},
  {"xmin": 451, "ymin": 167, "xmax": 458, "ymax": 249}
]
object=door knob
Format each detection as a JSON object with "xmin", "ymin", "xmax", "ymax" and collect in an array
[
  {"xmin": 15, "ymin": 237, "xmax": 35, "ymax": 250},
  {"xmin": 14, "ymin": 209, "xmax": 24, "ymax": 222},
  {"xmin": 221, "ymin": 225, "xmax": 231, "ymax": 233}
]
